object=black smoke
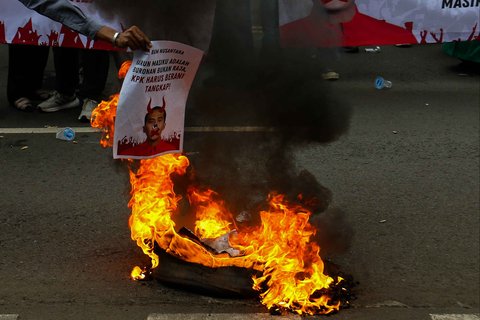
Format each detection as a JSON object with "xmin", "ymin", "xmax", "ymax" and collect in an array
[
  {"xmin": 183, "ymin": 47, "xmax": 352, "ymax": 228},
  {"xmin": 190, "ymin": 2, "xmax": 351, "ymax": 256},
  {"xmin": 92, "ymin": 0, "xmax": 216, "ymax": 51},
  {"xmin": 102, "ymin": 0, "xmax": 354, "ymax": 254}
]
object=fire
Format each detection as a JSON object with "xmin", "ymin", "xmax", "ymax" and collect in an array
[
  {"xmin": 90, "ymin": 93, "xmax": 118, "ymax": 148},
  {"xmin": 188, "ymin": 188, "xmax": 234, "ymax": 239},
  {"xmin": 118, "ymin": 60, "xmax": 131, "ymax": 79},
  {"xmin": 93, "ymin": 61, "xmax": 349, "ymax": 315},
  {"xmin": 238, "ymin": 194, "xmax": 342, "ymax": 314},
  {"xmin": 90, "ymin": 61, "xmax": 131, "ymax": 148},
  {"xmin": 128, "ymin": 155, "xmax": 189, "ymax": 271}
]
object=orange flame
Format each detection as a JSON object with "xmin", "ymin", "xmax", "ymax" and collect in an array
[
  {"xmin": 188, "ymin": 188, "xmax": 234, "ymax": 239},
  {"xmin": 118, "ymin": 60, "xmax": 131, "ymax": 79},
  {"xmin": 93, "ymin": 60, "xmax": 346, "ymax": 315},
  {"xmin": 237, "ymin": 194, "xmax": 342, "ymax": 314},
  {"xmin": 90, "ymin": 60, "xmax": 131, "ymax": 148},
  {"xmin": 91, "ymin": 93, "xmax": 118, "ymax": 148},
  {"xmin": 128, "ymin": 155, "xmax": 189, "ymax": 271}
]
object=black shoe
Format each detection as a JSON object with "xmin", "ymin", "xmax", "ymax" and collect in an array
[
  {"xmin": 450, "ymin": 61, "xmax": 480, "ymax": 76},
  {"xmin": 343, "ymin": 46, "xmax": 360, "ymax": 53}
]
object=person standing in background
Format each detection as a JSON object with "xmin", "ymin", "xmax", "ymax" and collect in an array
[
  {"xmin": 9, "ymin": 0, "xmax": 151, "ymax": 118},
  {"xmin": 36, "ymin": 46, "xmax": 111, "ymax": 122}
]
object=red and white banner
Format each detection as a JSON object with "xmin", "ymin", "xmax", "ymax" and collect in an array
[
  {"xmin": 0, "ymin": 0, "xmax": 216, "ymax": 50},
  {"xmin": 280, "ymin": 0, "xmax": 480, "ymax": 47},
  {"xmin": 0, "ymin": 0, "xmax": 120, "ymax": 50},
  {"xmin": 0, "ymin": 0, "xmax": 478, "ymax": 49}
]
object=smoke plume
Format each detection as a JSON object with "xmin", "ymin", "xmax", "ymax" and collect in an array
[
  {"xmin": 181, "ymin": 44, "xmax": 351, "ymax": 239},
  {"xmin": 92, "ymin": 0, "xmax": 216, "ymax": 51},
  {"xmin": 105, "ymin": 1, "xmax": 354, "ymax": 253}
]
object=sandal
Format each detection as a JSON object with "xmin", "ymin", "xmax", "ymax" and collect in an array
[{"xmin": 13, "ymin": 97, "xmax": 36, "ymax": 112}]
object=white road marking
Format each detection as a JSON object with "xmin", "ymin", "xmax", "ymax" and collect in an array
[
  {"xmin": 147, "ymin": 313, "xmax": 480, "ymax": 320},
  {"xmin": 0, "ymin": 126, "xmax": 275, "ymax": 134},
  {"xmin": 430, "ymin": 314, "xmax": 480, "ymax": 320},
  {"xmin": 0, "ymin": 127, "xmax": 99, "ymax": 134},
  {"xmin": 0, "ymin": 315, "xmax": 19, "ymax": 320},
  {"xmin": 147, "ymin": 314, "xmax": 300, "ymax": 320},
  {"xmin": 185, "ymin": 126, "xmax": 275, "ymax": 133}
]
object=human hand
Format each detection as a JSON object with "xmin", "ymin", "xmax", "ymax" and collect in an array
[{"xmin": 115, "ymin": 26, "xmax": 152, "ymax": 51}]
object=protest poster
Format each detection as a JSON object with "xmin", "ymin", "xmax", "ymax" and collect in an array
[{"xmin": 113, "ymin": 40, "xmax": 203, "ymax": 159}]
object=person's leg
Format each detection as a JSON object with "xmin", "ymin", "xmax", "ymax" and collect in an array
[
  {"xmin": 260, "ymin": 0, "xmax": 280, "ymax": 57},
  {"xmin": 77, "ymin": 49, "xmax": 110, "ymax": 121},
  {"xmin": 52, "ymin": 47, "xmax": 79, "ymax": 96},
  {"xmin": 320, "ymin": 22, "xmax": 342, "ymax": 80},
  {"xmin": 7, "ymin": 44, "xmax": 49, "ymax": 110},
  {"xmin": 208, "ymin": 0, "xmax": 254, "ymax": 78},
  {"xmin": 38, "ymin": 47, "xmax": 81, "ymax": 112},
  {"xmin": 78, "ymin": 49, "xmax": 109, "ymax": 102}
]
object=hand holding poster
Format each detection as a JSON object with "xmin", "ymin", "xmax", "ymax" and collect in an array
[{"xmin": 113, "ymin": 41, "xmax": 203, "ymax": 159}]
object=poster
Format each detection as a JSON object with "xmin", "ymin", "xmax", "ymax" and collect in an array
[{"xmin": 113, "ymin": 40, "xmax": 203, "ymax": 159}]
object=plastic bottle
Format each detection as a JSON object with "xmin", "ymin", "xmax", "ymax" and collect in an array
[
  {"xmin": 375, "ymin": 76, "xmax": 392, "ymax": 90},
  {"xmin": 365, "ymin": 46, "xmax": 381, "ymax": 53},
  {"xmin": 56, "ymin": 127, "xmax": 75, "ymax": 141}
]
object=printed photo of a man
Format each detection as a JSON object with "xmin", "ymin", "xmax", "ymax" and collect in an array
[
  {"xmin": 280, "ymin": 0, "xmax": 418, "ymax": 47},
  {"xmin": 117, "ymin": 97, "xmax": 180, "ymax": 157}
]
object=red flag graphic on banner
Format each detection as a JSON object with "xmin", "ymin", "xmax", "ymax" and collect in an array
[
  {"xmin": 12, "ymin": 18, "xmax": 41, "ymax": 45},
  {"xmin": 0, "ymin": 21, "xmax": 5, "ymax": 44},
  {"xmin": 341, "ymin": 7, "xmax": 418, "ymax": 46}
]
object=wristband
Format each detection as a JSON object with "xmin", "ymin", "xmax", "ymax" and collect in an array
[{"xmin": 112, "ymin": 32, "xmax": 120, "ymax": 46}]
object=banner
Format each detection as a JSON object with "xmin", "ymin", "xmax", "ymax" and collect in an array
[
  {"xmin": 113, "ymin": 41, "xmax": 203, "ymax": 159},
  {"xmin": 0, "ymin": 0, "xmax": 216, "ymax": 50},
  {"xmin": 0, "ymin": 1, "xmax": 119, "ymax": 49},
  {"xmin": 280, "ymin": 0, "xmax": 480, "ymax": 46},
  {"xmin": 0, "ymin": 0, "xmax": 478, "ymax": 48}
]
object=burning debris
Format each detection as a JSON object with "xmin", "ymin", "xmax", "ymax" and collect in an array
[
  {"xmin": 199, "ymin": 230, "xmax": 243, "ymax": 257},
  {"xmin": 91, "ymin": 59, "xmax": 355, "ymax": 315}
]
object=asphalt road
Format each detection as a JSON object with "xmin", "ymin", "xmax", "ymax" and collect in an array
[{"xmin": 0, "ymin": 42, "xmax": 479, "ymax": 320}]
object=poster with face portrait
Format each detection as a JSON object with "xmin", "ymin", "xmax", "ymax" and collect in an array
[{"xmin": 113, "ymin": 40, "xmax": 203, "ymax": 159}]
